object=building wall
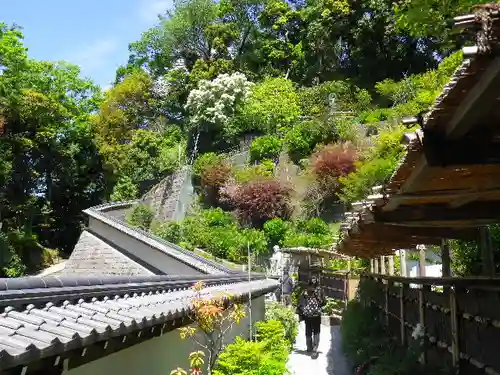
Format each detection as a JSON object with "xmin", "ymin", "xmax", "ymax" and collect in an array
[
  {"xmin": 405, "ymin": 249, "xmax": 443, "ymax": 277},
  {"xmin": 88, "ymin": 217, "xmax": 204, "ymax": 275},
  {"xmin": 64, "ymin": 295, "xmax": 266, "ymax": 375}
]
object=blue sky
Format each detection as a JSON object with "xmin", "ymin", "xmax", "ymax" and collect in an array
[{"xmin": 3, "ymin": 0, "xmax": 173, "ymax": 89}]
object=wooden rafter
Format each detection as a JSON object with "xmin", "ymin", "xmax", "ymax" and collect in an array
[
  {"xmin": 445, "ymin": 56, "xmax": 500, "ymax": 140},
  {"xmin": 376, "ymin": 200, "xmax": 500, "ymax": 227}
]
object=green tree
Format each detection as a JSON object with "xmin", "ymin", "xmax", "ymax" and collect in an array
[
  {"xmin": 240, "ymin": 77, "xmax": 301, "ymax": 134},
  {"xmin": 0, "ymin": 24, "xmax": 106, "ymax": 268}
]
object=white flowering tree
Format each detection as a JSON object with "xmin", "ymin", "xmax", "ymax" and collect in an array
[{"xmin": 184, "ymin": 72, "xmax": 253, "ymax": 138}]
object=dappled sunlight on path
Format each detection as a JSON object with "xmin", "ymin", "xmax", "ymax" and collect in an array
[{"xmin": 287, "ymin": 320, "xmax": 351, "ymax": 375}]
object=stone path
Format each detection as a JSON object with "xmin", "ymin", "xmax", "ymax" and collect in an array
[{"xmin": 287, "ymin": 320, "xmax": 351, "ymax": 375}]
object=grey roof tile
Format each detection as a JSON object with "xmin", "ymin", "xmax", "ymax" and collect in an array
[
  {"xmin": 62, "ymin": 231, "xmax": 154, "ymax": 277},
  {"xmin": 0, "ymin": 277, "xmax": 278, "ymax": 371}
]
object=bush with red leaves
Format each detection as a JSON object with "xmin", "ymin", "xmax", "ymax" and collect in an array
[
  {"xmin": 229, "ymin": 178, "xmax": 292, "ymax": 227},
  {"xmin": 309, "ymin": 143, "xmax": 357, "ymax": 201},
  {"xmin": 312, "ymin": 143, "xmax": 357, "ymax": 180},
  {"xmin": 200, "ymin": 163, "xmax": 233, "ymax": 206}
]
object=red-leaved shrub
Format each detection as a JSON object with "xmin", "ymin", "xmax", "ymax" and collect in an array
[
  {"xmin": 310, "ymin": 143, "xmax": 357, "ymax": 201},
  {"xmin": 312, "ymin": 143, "xmax": 357, "ymax": 180},
  {"xmin": 229, "ymin": 178, "xmax": 292, "ymax": 227},
  {"xmin": 201, "ymin": 163, "xmax": 233, "ymax": 206}
]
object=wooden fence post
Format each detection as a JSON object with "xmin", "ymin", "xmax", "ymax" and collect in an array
[
  {"xmin": 381, "ymin": 256, "xmax": 386, "ymax": 274},
  {"xmin": 441, "ymin": 239, "xmax": 451, "ymax": 277},
  {"xmin": 399, "ymin": 283, "xmax": 406, "ymax": 345},
  {"xmin": 370, "ymin": 259, "xmax": 374, "ymax": 273},
  {"xmin": 374, "ymin": 258, "xmax": 379, "ymax": 274},
  {"xmin": 388, "ymin": 256, "xmax": 395, "ymax": 276},
  {"xmin": 450, "ymin": 286, "xmax": 460, "ymax": 373},
  {"xmin": 418, "ymin": 285, "xmax": 430, "ymax": 364},
  {"xmin": 480, "ymin": 227, "xmax": 495, "ymax": 277},
  {"xmin": 384, "ymin": 278, "xmax": 389, "ymax": 326}
]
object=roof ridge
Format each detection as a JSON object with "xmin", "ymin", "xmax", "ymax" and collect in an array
[{"xmin": 84, "ymin": 205, "xmax": 234, "ymax": 274}]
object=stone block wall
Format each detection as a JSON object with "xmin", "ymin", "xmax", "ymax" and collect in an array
[{"xmin": 141, "ymin": 166, "xmax": 193, "ymax": 223}]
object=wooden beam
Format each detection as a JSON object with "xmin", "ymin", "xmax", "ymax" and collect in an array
[
  {"xmin": 445, "ymin": 56, "xmax": 500, "ymax": 140},
  {"xmin": 377, "ymin": 200, "xmax": 500, "ymax": 225},
  {"xmin": 480, "ymin": 226, "xmax": 495, "ymax": 277},
  {"xmin": 357, "ymin": 222, "xmax": 479, "ymax": 240},
  {"xmin": 423, "ymin": 134, "xmax": 500, "ymax": 167},
  {"xmin": 449, "ymin": 179, "xmax": 500, "ymax": 208},
  {"xmin": 383, "ymin": 155, "xmax": 429, "ymax": 211},
  {"xmin": 441, "ymin": 239, "xmax": 451, "ymax": 277}
]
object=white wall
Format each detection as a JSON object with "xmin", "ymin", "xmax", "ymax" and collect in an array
[
  {"xmin": 88, "ymin": 217, "xmax": 203, "ymax": 275},
  {"xmin": 64, "ymin": 295, "xmax": 266, "ymax": 375},
  {"xmin": 404, "ymin": 248, "xmax": 443, "ymax": 277}
]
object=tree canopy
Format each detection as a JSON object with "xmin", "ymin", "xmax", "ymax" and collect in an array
[{"xmin": 0, "ymin": 0, "xmax": 492, "ymax": 276}]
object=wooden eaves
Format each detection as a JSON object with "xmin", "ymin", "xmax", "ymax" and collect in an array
[
  {"xmin": 337, "ymin": 6, "xmax": 500, "ymax": 258},
  {"xmin": 373, "ymin": 11, "xmax": 500, "ymax": 228}
]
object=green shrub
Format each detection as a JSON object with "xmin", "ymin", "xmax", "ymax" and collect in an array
[
  {"xmin": 193, "ymin": 152, "xmax": 224, "ymax": 178},
  {"xmin": 283, "ymin": 218, "xmax": 333, "ymax": 249},
  {"xmin": 233, "ymin": 162, "xmax": 274, "ymax": 184},
  {"xmin": 214, "ymin": 319, "xmax": 290, "ymax": 375},
  {"xmin": 296, "ymin": 217, "xmax": 329, "ymax": 235},
  {"xmin": 264, "ymin": 303, "xmax": 299, "ymax": 348},
  {"xmin": 126, "ymin": 204, "xmax": 154, "ymax": 230},
  {"xmin": 152, "ymin": 221, "xmax": 182, "ymax": 243},
  {"xmin": 213, "ymin": 336, "xmax": 287, "ymax": 375},
  {"xmin": 284, "ymin": 120, "xmax": 330, "ymax": 164},
  {"xmin": 249, "ymin": 135, "xmax": 282, "ymax": 162},
  {"xmin": 263, "ymin": 218, "xmax": 290, "ymax": 246},
  {"xmin": 241, "ymin": 77, "xmax": 301, "ymax": 134},
  {"xmin": 159, "ymin": 208, "xmax": 269, "ymax": 262},
  {"xmin": 110, "ymin": 176, "xmax": 139, "ymax": 202}
]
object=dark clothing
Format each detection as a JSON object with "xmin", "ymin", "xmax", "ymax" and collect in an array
[
  {"xmin": 305, "ymin": 316, "xmax": 321, "ymax": 337},
  {"xmin": 305, "ymin": 316, "xmax": 321, "ymax": 351},
  {"xmin": 282, "ymin": 293, "xmax": 292, "ymax": 306},
  {"xmin": 298, "ymin": 286, "xmax": 324, "ymax": 318},
  {"xmin": 282, "ymin": 275, "xmax": 294, "ymax": 294},
  {"xmin": 298, "ymin": 286, "xmax": 324, "ymax": 353}
]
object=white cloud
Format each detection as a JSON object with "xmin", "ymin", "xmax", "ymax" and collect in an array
[
  {"xmin": 66, "ymin": 38, "xmax": 119, "ymax": 74},
  {"xmin": 139, "ymin": 0, "xmax": 172, "ymax": 23}
]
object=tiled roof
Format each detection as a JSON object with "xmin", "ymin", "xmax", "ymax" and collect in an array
[
  {"xmin": 61, "ymin": 231, "xmax": 154, "ymax": 276},
  {"xmin": 87, "ymin": 203, "xmax": 234, "ymax": 275},
  {"xmin": 0, "ymin": 274, "xmax": 277, "ymax": 371}
]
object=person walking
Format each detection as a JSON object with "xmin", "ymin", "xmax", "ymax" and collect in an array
[
  {"xmin": 297, "ymin": 276, "xmax": 324, "ymax": 358},
  {"xmin": 281, "ymin": 268, "xmax": 294, "ymax": 306}
]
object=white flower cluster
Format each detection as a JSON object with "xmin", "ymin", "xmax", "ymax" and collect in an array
[
  {"xmin": 185, "ymin": 72, "xmax": 253, "ymax": 126},
  {"xmin": 411, "ymin": 323, "xmax": 425, "ymax": 340}
]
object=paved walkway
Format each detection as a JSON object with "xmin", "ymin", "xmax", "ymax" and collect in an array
[{"xmin": 287, "ymin": 320, "xmax": 351, "ymax": 375}]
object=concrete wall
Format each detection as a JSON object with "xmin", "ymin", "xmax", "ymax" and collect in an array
[
  {"xmin": 88, "ymin": 217, "xmax": 204, "ymax": 275},
  {"xmin": 64, "ymin": 295, "xmax": 266, "ymax": 375}
]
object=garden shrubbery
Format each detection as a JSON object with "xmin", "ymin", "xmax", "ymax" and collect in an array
[
  {"xmin": 249, "ymin": 135, "xmax": 282, "ymax": 163},
  {"xmin": 228, "ymin": 179, "xmax": 293, "ymax": 227},
  {"xmin": 265, "ymin": 302, "xmax": 299, "ymax": 348},
  {"xmin": 126, "ymin": 204, "xmax": 155, "ymax": 230},
  {"xmin": 152, "ymin": 207, "xmax": 338, "ymax": 263},
  {"xmin": 213, "ymin": 303, "xmax": 296, "ymax": 375}
]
